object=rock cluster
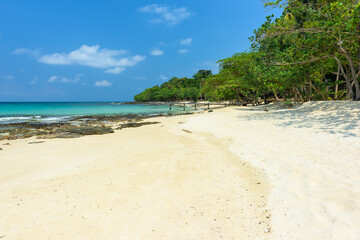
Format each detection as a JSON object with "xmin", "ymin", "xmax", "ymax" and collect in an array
[
  {"xmin": 0, "ymin": 115, "xmax": 162, "ymax": 140},
  {"xmin": 117, "ymin": 121, "xmax": 160, "ymax": 130}
]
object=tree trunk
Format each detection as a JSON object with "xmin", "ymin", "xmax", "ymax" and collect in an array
[
  {"xmin": 295, "ymin": 87, "xmax": 304, "ymax": 102},
  {"xmin": 334, "ymin": 56, "xmax": 354, "ymax": 99},
  {"xmin": 236, "ymin": 92, "xmax": 241, "ymax": 104},
  {"xmin": 335, "ymin": 83, "xmax": 339, "ymax": 100},
  {"xmin": 273, "ymin": 91, "xmax": 280, "ymax": 102},
  {"xmin": 336, "ymin": 45, "xmax": 360, "ymax": 100},
  {"xmin": 310, "ymin": 81, "xmax": 326, "ymax": 99},
  {"xmin": 343, "ymin": 52, "xmax": 360, "ymax": 100},
  {"xmin": 294, "ymin": 88, "xmax": 298, "ymax": 102},
  {"xmin": 334, "ymin": 65, "xmax": 340, "ymax": 100},
  {"xmin": 324, "ymin": 76, "xmax": 329, "ymax": 98}
]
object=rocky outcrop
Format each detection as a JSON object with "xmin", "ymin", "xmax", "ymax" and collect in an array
[
  {"xmin": 117, "ymin": 121, "xmax": 160, "ymax": 130},
  {"xmin": 0, "ymin": 112, "xmax": 187, "ymax": 140}
]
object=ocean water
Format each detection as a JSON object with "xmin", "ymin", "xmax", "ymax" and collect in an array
[{"xmin": 0, "ymin": 102, "xmax": 189, "ymax": 124}]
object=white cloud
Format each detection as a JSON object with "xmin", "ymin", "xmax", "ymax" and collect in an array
[
  {"xmin": 104, "ymin": 67, "xmax": 125, "ymax": 74},
  {"xmin": 180, "ymin": 38, "xmax": 192, "ymax": 45},
  {"xmin": 4, "ymin": 75, "xmax": 14, "ymax": 80},
  {"xmin": 48, "ymin": 74, "xmax": 81, "ymax": 83},
  {"xmin": 38, "ymin": 45, "xmax": 145, "ymax": 73},
  {"xmin": 158, "ymin": 40, "xmax": 177, "ymax": 46},
  {"xmin": 48, "ymin": 76, "xmax": 57, "ymax": 83},
  {"xmin": 30, "ymin": 77, "xmax": 38, "ymax": 85},
  {"xmin": 94, "ymin": 80, "xmax": 112, "ymax": 87},
  {"xmin": 139, "ymin": 4, "xmax": 193, "ymax": 26},
  {"xmin": 160, "ymin": 75, "xmax": 167, "ymax": 80},
  {"xmin": 178, "ymin": 49, "xmax": 189, "ymax": 54},
  {"xmin": 150, "ymin": 48, "xmax": 164, "ymax": 56},
  {"xmin": 13, "ymin": 48, "xmax": 40, "ymax": 58}
]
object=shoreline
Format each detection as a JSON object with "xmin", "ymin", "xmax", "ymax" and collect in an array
[
  {"xmin": 0, "ymin": 108, "xmax": 271, "ymax": 239},
  {"xmin": 0, "ymin": 111, "xmax": 197, "ymax": 140},
  {"xmin": 0, "ymin": 101, "xmax": 294, "ymax": 140},
  {"xmin": 1, "ymin": 101, "xmax": 360, "ymax": 239}
]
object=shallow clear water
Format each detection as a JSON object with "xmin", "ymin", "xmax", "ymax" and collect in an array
[{"xmin": 0, "ymin": 102, "xmax": 189, "ymax": 123}]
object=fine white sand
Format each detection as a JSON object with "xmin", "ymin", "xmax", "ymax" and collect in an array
[
  {"xmin": 183, "ymin": 101, "xmax": 360, "ymax": 239},
  {"xmin": 0, "ymin": 101, "xmax": 359, "ymax": 239}
]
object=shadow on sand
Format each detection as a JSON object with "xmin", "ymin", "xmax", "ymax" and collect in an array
[{"xmin": 235, "ymin": 101, "xmax": 360, "ymax": 138}]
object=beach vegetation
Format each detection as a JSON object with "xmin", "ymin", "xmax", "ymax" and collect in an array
[
  {"xmin": 134, "ymin": 70, "xmax": 212, "ymax": 102},
  {"xmin": 135, "ymin": 0, "xmax": 360, "ymax": 103}
]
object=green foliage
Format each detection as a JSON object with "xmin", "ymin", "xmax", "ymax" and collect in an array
[
  {"xmin": 134, "ymin": 70, "xmax": 212, "ymax": 102},
  {"xmin": 135, "ymin": 0, "xmax": 360, "ymax": 103}
]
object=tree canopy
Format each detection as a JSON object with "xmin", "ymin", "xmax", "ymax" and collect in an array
[
  {"xmin": 135, "ymin": 0, "xmax": 360, "ymax": 103},
  {"xmin": 133, "ymin": 70, "xmax": 212, "ymax": 102}
]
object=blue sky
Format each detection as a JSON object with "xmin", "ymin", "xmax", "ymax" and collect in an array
[{"xmin": 0, "ymin": 0, "xmax": 281, "ymax": 101}]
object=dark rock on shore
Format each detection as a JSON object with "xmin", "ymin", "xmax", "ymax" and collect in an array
[
  {"xmin": 28, "ymin": 141, "xmax": 45, "ymax": 144},
  {"xmin": 0, "ymin": 111, "xmax": 191, "ymax": 141},
  {"xmin": 38, "ymin": 133, "xmax": 83, "ymax": 139},
  {"xmin": 0, "ymin": 123, "xmax": 114, "ymax": 140},
  {"xmin": 117, "ymin": 121, "xmax": 160, "ymax": 130},
  {"xmin": 37, "ymin": 126, "xmax": 114, "ymax": 139},
  {"xmin": 72, "ymin": 114, "xmax": 144, "ymax": 122},
  {"xmin": 65, "ymin": 126, "xmax": 114, "ymax": 135}
]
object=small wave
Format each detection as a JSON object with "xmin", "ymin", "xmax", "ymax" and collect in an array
[
  {"xmin": 40, "ymin": 116, "xmax": 72, "ymax": 122},
  {"xmin": 0, "ymin": 116, "xmax": 41, "ymax": 124},
  {"xmin": 0, "ymin": 116, "xmax": 35, "ymax": 122},
  {"xmin": 0, "ymin": 115, "xmax": 73, "ymax": 124}
]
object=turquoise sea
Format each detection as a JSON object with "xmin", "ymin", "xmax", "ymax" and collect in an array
[{"xmin": 0, "ymin": 102, "xmax": 189, "ymax": 124}]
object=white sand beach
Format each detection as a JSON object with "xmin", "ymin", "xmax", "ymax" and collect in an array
[{"xmin": 1, "ymin": 101, "xmax": 360, "ymax": 239}]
